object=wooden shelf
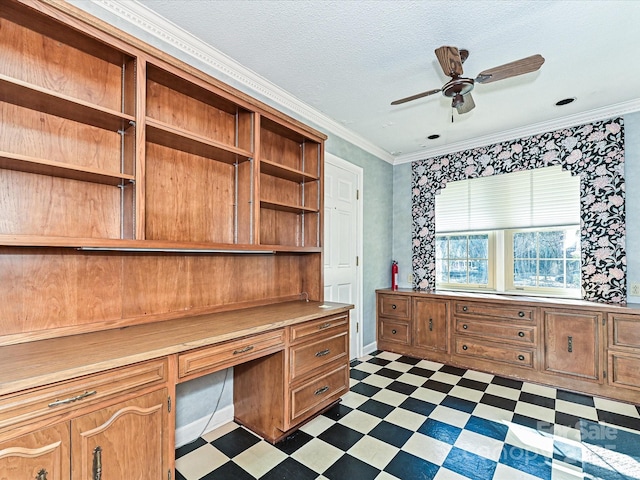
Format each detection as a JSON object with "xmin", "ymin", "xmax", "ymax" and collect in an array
[
  {"xmin": 0, "ymin": 151, "xmax": 134, "ymax": 186},
  {"xmin": 0, "ymin": 74, "xmax": 134, "ymax": 131},
  {"xmin": 260, "ymin": 159, "xmax": 318, "ymax": 182},
  {"xmin": 0, "ymin": 235, "xmax": 323, "ymax": 253},
  {"xmin": 260, "ymin": 200, "xmax": 318, "ymax": 214},
  {"xmin": 146, "ymin": 118, "xmax": 253, "ymax": 164}
]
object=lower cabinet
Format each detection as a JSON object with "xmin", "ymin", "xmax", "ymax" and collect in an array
[
  {"xmin": 376, "ymin": 290, "xmax": 640, "ymax": 404},
  {"xmin": 0, "ymin": 358, "xmax": 170, "ymax": 480},
  {"xmin": 0, "ymin": 423, "xmax": 70, "ymax": 480},
  {"xmin": 543, "ymin": 309, "xmax": 602, "ymax": 382},
  {"xmin": 0, "ymin": 389, "xmax": 169, "ymax": 480}
]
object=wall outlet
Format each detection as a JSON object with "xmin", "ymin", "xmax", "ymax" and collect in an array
[
  {"xmin": 407, "ymin": 273, "xmax": 414, "ymax": 284},
  {"xmin": 631, "ymin": 283, "xmax": 640, "ymax": 296}
]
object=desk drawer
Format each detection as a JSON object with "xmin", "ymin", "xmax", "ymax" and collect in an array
[
  {"xmin": 379, "ymin": 318, "xmax": 410, "ymax": 345},
  {"xmin": 0, "ymin": 359, "xmax": 167, "ymax": 430},
  {"xmin": 178, "ymin": 329, "xmax": 285, "ymax": 379},
  {"xmin": 455, "ymin": 302, "xmax": 534, "ymax": 322},
  {"xmin": 378, "ymin": 294, "xmax": 411, "ymax": 320},
  {"xmin": 290, "ymin": 331, "xmax": 348, "ymax": 382},
  {"xmin": 289, "ymin": 314, "xmax": 348, "ymax": 344},
  {"xmin": 455, "ymin": 319, "xmax": 536, "ymax": 344},
  {"xmin": 454, "ymin": 338, "xmax": 534, "ymax": 368},
  {"xmin": 290, "ymin": 363, "xmax": 348, "ymax": 424}
]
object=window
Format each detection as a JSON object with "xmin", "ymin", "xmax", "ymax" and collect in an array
[
  {"xmin": 436, "ymin": 233, "xmax": 493, "ymax": 289},
  {"xmin": 435, "ymin": 166, "xmax": 581, "ymax": 298},
  {"xmin": 508, "ymin": 227, "xmax": 581, "ymax": 295}
]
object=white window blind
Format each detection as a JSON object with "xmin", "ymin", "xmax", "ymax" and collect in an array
[{"xmin": 435, "ymin": 166, "xmax": 580, "ymax": 233}]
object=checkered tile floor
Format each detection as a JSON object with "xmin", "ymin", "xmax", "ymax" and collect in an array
[{"xmin": 175, "ymin": 350, "xmax": 640, "ymax": 479}]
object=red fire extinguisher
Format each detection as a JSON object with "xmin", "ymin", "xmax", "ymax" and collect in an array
[{"xmin": 391, "ymin": 261, "xmax": 399, "ymax": 291}]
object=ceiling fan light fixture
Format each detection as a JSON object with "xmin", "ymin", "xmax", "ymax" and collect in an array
[
  {"xmin": 555, "ymin": 97, "xmax": 576, "ymax": 106},
  {"xmin": 452, "ymin": 94, "xmax": 464, "ymax": 109}
]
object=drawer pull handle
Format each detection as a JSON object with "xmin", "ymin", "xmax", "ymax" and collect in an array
[
  {"xmin": 518, "ymin": 355, "xmax": 525, "ymax": 361},
  {"xmin": 93, "ymin": 446, "xmax": 102, "ymax": 480},
  {"xmin": 518, "ymin": 331, "xmax": 525, "ymax": 337},
  {"xmin": 391, "ymin": 304, "xmax": 397, "ymax": 310},
  {"xmin": 391, "ymin": 329, "xmax": 397, "ymax": 334},
  {"xmin": 462, "ymin": 345, "xmax": 468, "ymax": 350},
  {"xmin": 233, "ymin": 345, "xmax": 254, "ymax": 355},
  {"xmin": 429, "ymin": 319, "xmax": 433, "ymax": 331},
  {"xmin": 518, "ymin": 311, "xmax": 525, "ymax": 318},
  {"xmin": 314, "ymin": 386, "xmax": 330, "ymax": 396},
  {"xmin": 462, "ymin": 324, "xmax": 468, "ymax": 329},
  {"xmin": 462, "ymin": 306, "xmax": 468, "ymax": 312},
  {"xmin": 48, "ymin": 390, "xmax": 97, "ymax": 408},
  {"xmin": 568, "ymin": 336, "xmax": 573, "ymax": 353},
  {"xmin": 315, "ymin": 349, "xmax": 331, "ymax": 357},
  {"xmin": 35, "ymin": 469, "xmax": 48, "ymax": 480},
  {"xmin": 319, "ymin": 323, "xmax": 332, "ymax": 330}
]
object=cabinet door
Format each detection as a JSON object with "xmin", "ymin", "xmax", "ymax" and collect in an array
[
  {"xmin": 0, "ymin": 422, "xmax": 70, "ymax": 480},
  {"xmin": 70, "ymin": 389, "xmax": 168, "ymax": 480},
  {"xmin": 413, "ymin": 298, "xmax": 449, "ymax": 352},
  {"xmin": 544, "ymin": 310, "xmax": 601, "ymax": 381}
]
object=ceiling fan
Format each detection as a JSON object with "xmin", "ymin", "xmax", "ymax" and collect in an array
[{"xmin": 391, "ymin": 46, "xmax": 545, "ymax": 114}]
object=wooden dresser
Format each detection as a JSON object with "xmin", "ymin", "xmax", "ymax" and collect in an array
[
  {"xmin": 377, "ymin": 289, "xmax": 640, "ymax": 405},
  {"xmin": 0, "ymin": 1, "xmax": 352, "ymax": 478}
]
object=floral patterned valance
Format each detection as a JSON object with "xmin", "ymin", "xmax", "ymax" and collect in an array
[{"xmin": 411, "ymin": 117, "xmax": 626, "ymax": 304}]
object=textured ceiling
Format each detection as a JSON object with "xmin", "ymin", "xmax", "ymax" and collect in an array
[{"xmin": 120, "ymin": 0, "xmax": 640, "ymax": 162}]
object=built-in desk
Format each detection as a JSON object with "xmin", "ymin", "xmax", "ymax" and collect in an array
[{"xmin": 0, "ymin": 301, "xmax": 352, "ymax": 478}]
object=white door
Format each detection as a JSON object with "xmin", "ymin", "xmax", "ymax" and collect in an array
[{"xmin": 324, "ymin": 154, "xmax": 363, "ymax": 359}]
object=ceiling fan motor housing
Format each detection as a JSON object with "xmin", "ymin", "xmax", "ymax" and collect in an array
[{"xmin": 442, "ymin": 77, "xmax": 474, "ymax": 98}]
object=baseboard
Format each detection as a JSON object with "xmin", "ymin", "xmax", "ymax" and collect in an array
[
  {"xmin": 363, "ymin": 341, "xmax": 378, "ymax": 356},
  {"xmin": 175, "ymin": 404, "xmax": 235, "ymax": 448}
]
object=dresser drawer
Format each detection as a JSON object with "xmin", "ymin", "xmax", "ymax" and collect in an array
[
  {"xmin": 608, "ymin": 352, "xmax": 640, "ymax": 391},
  {"xmin": 454, "ymin": 338, "xmax": 534, "ymax": 368},
  {"xmin": 290, "ymin": 331, "xmax": 349, "ymax": 382},
  {"xmin": 455, "ymin": 302, "xmax": 534, "ymax": 322},
  {"xmin": 289, "ymin": 314, "xmax": 348, "ymax": 344},
  {"xmin": 178, "ymin": 329, "xmax": 285, "ymax": 379},
  {"xmin": 379, "ymin": 318, "xmax": 410, "ymax": 345},
  {"xmin": 378, "ymin": 294, "xmax": 411, "ymax": 320},
  {"xmin": 0, "ymin": 359, "xmax": 167, "ymax": 430},
  {"xmin": 455, "ymin": 319, "xmax": 536, "ymax": 344},
  {"xmin": 609, "ymin": 314, "xmax": 640, "ymax": 349},
  {"xmin": 289, "ymin": 364, "xmax": 348, "ymax": 424}
]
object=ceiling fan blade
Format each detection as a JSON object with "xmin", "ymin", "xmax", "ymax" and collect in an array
[
  {"xmin": 475, "ymin": 54, "xmax": 545, "ymax": 84},
  {"xmin": 390, "ymin": 88, "xmax": 441, "ymax": 105},
  {"xmin": 435, "ymin": 46, "xmax": 464, "ymax": 77},
  {"xmin": 455, "ymin": 92, "xmax": 475, "ymax": 114}
]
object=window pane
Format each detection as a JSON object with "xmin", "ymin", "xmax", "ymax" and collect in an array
[
  {"xmin": 449, "ymin": 260, "xmax": 468, "ymax": 283},
  {"xmin": 539, "ymin": 231, "xmax": 564, "ymax": 259},
  {"xmin": 469, "ymin": 260, "xmax": 488, "ymax": 284},
  {"xmin": 436, "ymin": 260, "xmax": 449, "ymax": 283},
  {"xmin": 565, "ymin": 228, "xmax": 580, "ymax": 259},
  {"xmin": 567, "ymin": 260, "xmax": 580, "ymax": 289},
  {"xmin": 539, "ymin": 259, "xmax": 564, "ymax": 287},
  {"xmin": 514, "ymin": 259, "xmax": 537, "ymax": 286},
  {"xmin": 449, "ymin": 236, "xmax": 467, "ymax": 259},
  {"xmin": 514, "ymin": 232, "xmax": 537, "ymax": 259},
  {"xmin": 436, "ymin": 237, "xmax": 448, "ymax": 259},
  {"xmin": 469, "ymin": 235, "xmax": 488, "ymax": 258}
]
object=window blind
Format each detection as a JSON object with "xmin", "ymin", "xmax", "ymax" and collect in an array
[{"xmin": 435, "ymin": 166, "xmax": 580, "ymax": 233}]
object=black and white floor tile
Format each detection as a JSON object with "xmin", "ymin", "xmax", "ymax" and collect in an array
[{"xmin": 175, "ymin": 351, "xmax": 640, "ymax": 479}]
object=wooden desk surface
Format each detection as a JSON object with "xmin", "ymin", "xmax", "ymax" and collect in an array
[{"xmin": 0, "ymin": 301, "xmax": 352, "ymax": 396}]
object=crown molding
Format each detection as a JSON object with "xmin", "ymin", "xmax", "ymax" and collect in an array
[
  {"xmin": 85, "ymin": 0, "xmax": 396, "ymax": 164},
  {"xmin": 394, "ymin": 98, "xmax": 640, "ymax": 165}
]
